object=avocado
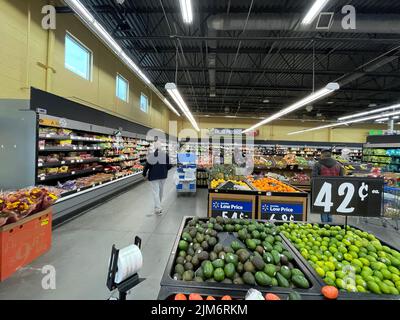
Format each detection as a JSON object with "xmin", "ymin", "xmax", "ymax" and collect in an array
[
  {"xmin": 181, "ymin": 232, "xmax": 193, "ymax": 243},
  {"xmin": 238, "ymin": 229, "xmax": 247, "ymax": 241},
  {"xmin": 200, "ymin": 241, "xmax": 209, "ymax": 251},
  {"xmin": 179, "ymin": 240, "xmax": 189, "ymax": 251},
  {"xmin": 265, "ymin": 235, "xmax": 275, "ymax": 245},
  {"xmin": 204, "ymin": 234, "xmax": 210, "ymax": 242},
  {"xmin": 193, "ymin": 243, "xmax": 201, "ymax": 251},
  {"xmin": 255, "ymin": 271, "xmax": 272, "ymax": 286},
  {"xmin": 276, "ymin": 272, "xmax": 290, "ymax": 288},
  {"xmin": 234, "ymin": 224, "xmax": 242, "ymax": 232},
  {"xmin": 207, "ymin": 278, "xmax": 217, "ymax": 283},
  {"xmin": 224, "ymin": 263, "xmax": 236, "ymax": 279},
  {"xmin": 187, "ymin": 247, "xmax": 195, "ymax": 256},
  {"xmin": 256, "ymin": 246, "xmax": 265, "ymax": 255},
  {"xmin": 271, "ymin": 250, "xmax": 281, "ymax": 265},
  {"xmin": 203, "ymin": 261, "xmax": 214, "ymax": 279},
  {"xmin": 214, "ymin": 244, "xmax": 224, "ymax": 254},
  {"xmin": 198, "ymin": 251, "xmax": 209, "ymax": 261},
  {"xmin": 222, "ymin": 278, "xmax": 233, "ymax": 284},
  {"xmin": 196, "ymin": 233, "xmax": 204, "ymax": 243},
  {"xmin": 185, "ymin": 255, "xmax": 192, "ymax": 263},
  {"xmin": 210, "ymin": 229, "xmax": 218, "ymax": 237},
  {"xmin": 216, "ymin": 216, "xmax": 224, "ymax": 224},
  {"xmin": 282, "ymin": 250, "xmax": 294, "ymax": 261},
  {"xmin": 264, "ymin": 264, "xmax": 277, "ymax": 277},
  {"xmin": 246, "ymin": 239, "xmax": 257, "ymax": 250},
  {"xmin": 173, "ymin": 273, "xmax": 182, "ymax": 281},
  {"xmin": 225, "ymin": 224, "xmax": 235, "ymax": 232},
  {"xmin": 231, "ymin": 241, "xmax": 244, "ymax": 252},
  {"xmin": 252, "ymin": 230, "xmax": 261, "ymax": 239},
  {"xmin": 176, "ymin": 256, "xmax": 185, "ymax": 265},
  {"xmin": 208, "ymin": 237, "xmax": 217, "ymax": 247},
  {"xmin": 292, "ymin": 275, "xmax": 310, "ymax": 289},
  {"xmin": 280, "ymin": 266, "xmax": 291, "ymax": 280},
  {"xmin": 218, "ymin": 251, "xmax": 226, "ymax": 260},
  {"xmin": 194, "ymin": 276, "xmax": 204, "ymax": 282},
  {"xmin": 225, "ymin": 253, "xmax": 239, "ymax": 266},
  {"xmin": 233, "ymin": 277, "xmax": 245, "ymax": 285},
  {"xmin": 182, "ymin": 270, "xmax": 194, "ymax": 281},
  {"xmin": 209, "ymin": 251, "xmax": 218, "ymax": 261},
  {"xmin": 214, "ymin": 223, "xmax": 223, "ymax": 232},
  {"xmin": 263, "ymin": 252, "xmax": 274, "ymax": 264},
  {"xmin": 291, "ymin": 268, "xmax": 305, "ymax": 278},
  {"xmin": 280, "ymin": 255, "xmax": 289, "ymax": 265},
  {"xmin": 195, "ymin": 267, "xmax": 204, "ymax": 279},
  {"xmin": 237, "ymin": 249, "xmax": 251, "ymax": 263},
  {"xmin": 184, "ymin": 262, "xmax": 194, "ymax": 271},
  {"xmin": 288, "ymin": 292, "xmax": 302, "ymax": 300},
  {"xmin": 214, "ymin": 268, "xmax": 225, "ymax": 282},
  {"xmin": 252, "ymin": 255, "xmax": 266, "ymax": 271},
  {"xmin": 236, "ymin": 262, "xmax": 244, "ymax": 273},
  {"xmin": 191, "ymin": 255, "xmax": 200, "ymax": 267},
  {"xmin": 243, "ymin": 272, "xmax": 256, "ymax": 285},
  {"xmin": 263, "ymin": 241, "xmax": 274, "ymax": 252},
  {"xmin": 212, "ymin": 259, "xmax": 225, "ymax": 269},
  {"xmin": 271, "ymin": 277, "xmax": 278, "ymax": 287},
  {"xmin": 273, "ymin": 244, "xmax": 284, "ymax": 253},
  {"xmin": 174, "ymin": 264, "xmax": 185, "ymax": 275},
  {"xmin": 244, "ymin": 261, "xmax": 256, "ymax": 273}
]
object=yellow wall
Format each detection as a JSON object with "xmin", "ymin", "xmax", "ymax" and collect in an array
[
  {"xmin": 0, "ymin": 0, "xmax": 175, "ymax": 132},
  {"xmin": 178, "ymin": 117, "xmax": 391, "ymax": 143}
]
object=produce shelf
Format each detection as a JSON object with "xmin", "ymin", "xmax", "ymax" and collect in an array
[
  {"xmin": 56, "ymin": 171, "xmax": 143, "ymax": 202},
  {"xmin": 99, "ymin": 157, "xmax": 139, "ymax": 163},
  {"xmin": 38, "ymin": 146, "xmax": 104, "ymax": 152},
  {"xmin": 160, "ymin": 216, "xmax": 322, "ymax": 295},
  {"xmin": 277, "ymin": 222, "xmax": 400, "ymax": 300},
  {"xmin": 39, "ymin": 134, "xmax": 105, "ymax": 143},
  {"xmin": 37, "ymin": 167, "xmax": 103, "ymax": 182},
  {"xmin": 38, "ymin": 158, "xmax": 100, "ymax": 168}
]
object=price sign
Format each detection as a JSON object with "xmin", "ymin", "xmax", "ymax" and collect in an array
[
  {"xmin": 311, "ymin": 177, "xmax": 384, "ymax": 217},
  {"xmin": 208, "ymin": 194, "xmax": 256, "ymax": 219},
  {"xmin": 260, "ymin": 202, "xmax": 305, "ymax": 222}
]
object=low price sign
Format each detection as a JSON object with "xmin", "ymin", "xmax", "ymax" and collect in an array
[
  {"xmin": 211, "ymin": 199, "xmax": 253, "ymax": 219},
  {"xmin": 311, "ymin": 177, "xmax": 384, "ymax": 217},
  {"xmin": 260, "ymin": 202, "xmax": 304, "ymax": 222}
]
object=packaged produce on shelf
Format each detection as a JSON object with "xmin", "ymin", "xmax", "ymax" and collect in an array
[
  {"xmin": 283, "ymin": 154, "xmax": 297, "ymax": 165},
  {"xmin": 289, "ymin": 173, "xmax": 311, "ymax": 186},
  {"xmin": 0, "ymin": 187, "xmax": 60, "ymax": 227},
  {"xmin": 248, "ymin": 176, "xmax": 298, "ymax": 193},
  {"xmin": 279, "ymin": 223, "xmax": 400, "ymax": 295},
  {"xmin": 172, "ymin": 217, "xmax": 311, "ymax": 290}
]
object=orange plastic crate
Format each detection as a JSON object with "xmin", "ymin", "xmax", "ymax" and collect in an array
[{"xmin": 0, "ymin": 208, "xmax": 52, "ymax": 281}]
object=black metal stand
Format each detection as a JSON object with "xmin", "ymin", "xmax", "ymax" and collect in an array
[
  {"xmin": 344, "ymin": 215, "xmax": 348, "ymax": 228},
  {"xmin": 106, "ymin": 236, "xmax": 145, "ymax": 301}
]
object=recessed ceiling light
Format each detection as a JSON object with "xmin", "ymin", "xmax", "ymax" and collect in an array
[
  {"xmin": 368, "ymin": 103, "xmax": 377, "ymax": 108},
  {"xmin": 263, "ymin": 99, "xmax": 270, "ymax": 103},
  {"xmin": 327, "ymin": 101, "xmax": 334, "ymax": 105}
]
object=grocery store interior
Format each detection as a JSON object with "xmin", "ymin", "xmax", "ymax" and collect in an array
[{"xmin": 1, "ymin": 0, "xmax": 400, "ymax": 301}]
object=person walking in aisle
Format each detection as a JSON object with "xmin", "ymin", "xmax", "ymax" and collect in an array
[
  {"xmin": 312, "ymin": 149, "xmax": 344, "ymax": 223},
  {"xmin": 143, "ymin": 140, "xmax": 172, "ymax": 215}
]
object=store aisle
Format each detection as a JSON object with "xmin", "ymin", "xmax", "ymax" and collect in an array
[{"xmin": 0, "ymin": 172, "xmax": 208, "ymax": 300}]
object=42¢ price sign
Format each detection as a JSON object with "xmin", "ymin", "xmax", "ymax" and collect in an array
[{"xmin": 311, "ymin": 177, "xmax": 384, "ymax": 217}]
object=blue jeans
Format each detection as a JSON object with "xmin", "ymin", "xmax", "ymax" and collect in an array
[{"xmin": 321, "ymin": 213, "xmax": 332, "ymax": 223}]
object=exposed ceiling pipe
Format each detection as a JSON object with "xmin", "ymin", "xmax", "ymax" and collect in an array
[{"xmin": 207, "ymin": 13, "xmax": 400, "ymax": 34}]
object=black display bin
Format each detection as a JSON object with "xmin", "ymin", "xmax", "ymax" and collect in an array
[
  {"xmin": 160, "ymin": 216, "xmax": 322, "ymax": 296},
  {"xmin": 158, "ymin": 285, "xmax": 323, "ymax": 300},
  {"xmin": 276, "ymin": 221, "xmax": 400, "ymax": 300}
]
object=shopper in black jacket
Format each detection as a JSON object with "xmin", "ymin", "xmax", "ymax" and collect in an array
[{"xmin": 143, "ymin": 141, "xmax": 172, "ymax": 215}]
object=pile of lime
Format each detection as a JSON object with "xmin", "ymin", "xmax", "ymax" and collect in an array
[{"xmin": 278, "ymin": 223, "xmax": 400, "ymax": 295}]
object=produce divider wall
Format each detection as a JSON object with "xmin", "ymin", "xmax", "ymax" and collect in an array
[
  {"xmin": 160, "ymin": 217, "xmax": 322, "ymax": 296},
  {"xmin": 277, "ymin": 221, "xmax": 400, "ymax": 300}
]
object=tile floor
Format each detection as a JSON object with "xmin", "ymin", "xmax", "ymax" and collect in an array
[{"xmin": 0, "ymin": 173, "xmax": 398, "ymax": 300}]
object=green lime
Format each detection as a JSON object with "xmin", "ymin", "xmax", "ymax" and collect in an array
[{"xmin": 316, "ymin": 267, "xmax": 325, "ymax": 277}]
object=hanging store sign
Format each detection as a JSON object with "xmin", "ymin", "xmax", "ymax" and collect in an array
[
  {"xmin": 311, "ymin": 177, "xmax": 384, "ymax": 217},
  {"xmin": 208, "ymin": 128, "xmax": 244, "ymax": 136}
]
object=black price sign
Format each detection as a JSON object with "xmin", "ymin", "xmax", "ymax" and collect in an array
[{"xmin": 311, "ymin": 177, "xmax": 384, "ymax": 217}]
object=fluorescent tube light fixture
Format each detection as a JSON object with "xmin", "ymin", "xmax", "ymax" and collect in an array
[
  {"xmin": 288, "ymin": 110, "xmax": 400, "ymax": 135},
  {"xmin": 302, "ymin": 0, "xmax": 331, "ymax": 25},
  {"xmin": 64, "ymin": 0, "xmax": 179, "ymax": 115},
  {"xmin": 165, "ymin": 83, "xmax": 199, "ymax": 131},
  {"xmin": 179, "ymin": 0, "xmax": 193, "ymax": 24},
  {"xmin": 338, "ymin": 104, "xmax": 400, "ymax": 121},
  {"xmin": 375, "ymin": 116, "xmax": 399, "ymax": 122},
  {"xmin": 242, "ymin": 82, "xmax": 339, "ymax": 134},
  {"xmin": 163, "ymin": 98, "xmax": 180, "ymax": 117}
]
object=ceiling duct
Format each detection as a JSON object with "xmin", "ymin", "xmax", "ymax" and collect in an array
[{"xmin": 207, "ymin": 14, "xmax": 400, "ymax": 34}]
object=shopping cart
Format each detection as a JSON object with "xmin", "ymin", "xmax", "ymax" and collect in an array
[{"xmin": 383, "ymin": 186, "xmax": 400, "ymax": 231}]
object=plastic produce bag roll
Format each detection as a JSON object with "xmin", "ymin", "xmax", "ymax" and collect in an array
[{"xmin": 114, "ymin": 245, "xmax": 143, "ymax": 284}]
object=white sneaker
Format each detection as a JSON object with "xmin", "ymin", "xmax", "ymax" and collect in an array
[{"xmin": 154, "ymin": 209, "xmax": 163, "ymax": 215}]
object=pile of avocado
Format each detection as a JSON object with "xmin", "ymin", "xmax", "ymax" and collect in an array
[{"xmin": 173, "ymin": 217, "xmax": 310, "ymax": 291}]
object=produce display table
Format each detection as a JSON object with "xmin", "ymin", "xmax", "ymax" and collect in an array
[{"xmin": 0, "ymin": 208, "xmax": 52, "ymax": 281}]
